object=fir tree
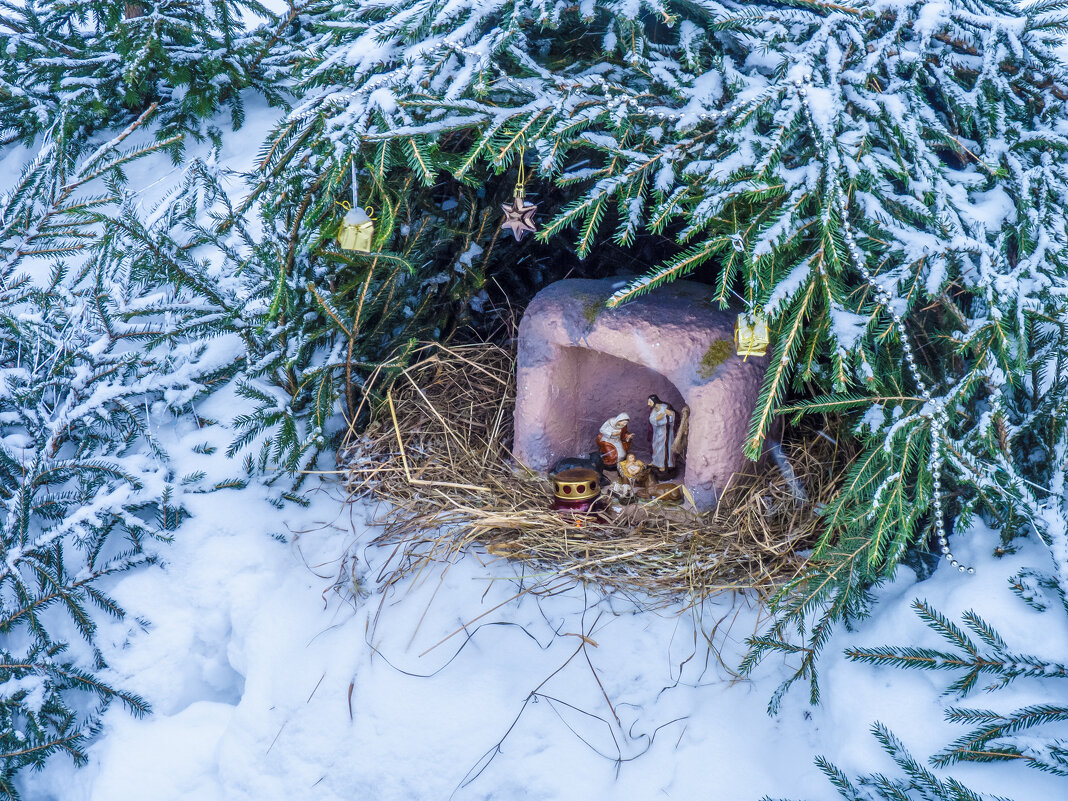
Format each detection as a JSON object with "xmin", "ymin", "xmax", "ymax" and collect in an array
[
  {"xmin": 0, "ymin": 114, "xmax": 212, "ymax": 793},
  {"xmin": 0, "ymin": 5, "xmax": 325, "ymax": 786}
]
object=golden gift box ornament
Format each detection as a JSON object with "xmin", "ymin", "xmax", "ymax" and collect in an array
[
  {"xmin": 735, "ymin": 312, "xmax": 770, "ymax": 358},
  {"xmin": 338, "ymin": 205, "xmax": 375, "ymax": 252}
]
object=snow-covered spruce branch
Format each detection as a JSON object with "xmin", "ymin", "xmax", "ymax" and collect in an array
[
  {"xmin": 841, "ymin": 595, "xmax": 1068, "ymax": 780},
  {"xmin": 766, "ymin": 722, "xmax": 1007, "ymax": 801}
]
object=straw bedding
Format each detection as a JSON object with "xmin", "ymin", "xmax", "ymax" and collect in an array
[{"xmin": 338, "ymin": 341, "xmax": 848, "ymax": 606}]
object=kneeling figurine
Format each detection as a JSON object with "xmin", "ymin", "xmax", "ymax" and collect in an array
[{"xmin": 596, "ymin": 413, "xmax": 633, "ymax": 469}]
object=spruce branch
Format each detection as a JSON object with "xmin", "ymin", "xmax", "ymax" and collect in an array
[
  {"xmin": 846, "ymin": 600, "xmax": 1068, "ymax": 698},
  {"xmin": 935, "ymin": 705, "xmax": 1068, "ymax": 775}
]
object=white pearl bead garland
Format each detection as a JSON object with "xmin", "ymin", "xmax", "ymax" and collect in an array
[{"xmin": 791, "ymin": 74, "xmax": 973, "ymax": 575}]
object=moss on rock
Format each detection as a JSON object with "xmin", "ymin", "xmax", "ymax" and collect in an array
[
  {"xmin": 582, "ymin": 295, "xmax": 605, "ymax": 327},
  {"xmin": 698, "ymin": 339, "xmax": 732, "ymax": 379}
]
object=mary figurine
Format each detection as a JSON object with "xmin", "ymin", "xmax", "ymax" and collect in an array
[
  {"xmin": 596, "ymin": 413, "xmax": 632, "ymax": 467},
  {"xmin": 647, "ymin": 395, "xmax": 677, "ymax": 473}
]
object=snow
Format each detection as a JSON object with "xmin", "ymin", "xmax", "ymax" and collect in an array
[
  {"xmin": 0, "ymin": 676, "xmax": 46, "ymax": 715},
  {"xmin": 764, "ymin": 257, "xmax": 812, "ymax": 316},
  {"xmin": 13, "ymin": 474, "xmax": 1068, "ymax": 801},
  {"xmin": 829, "ymin": 304, "xmax": 869, "ymax": 353}
]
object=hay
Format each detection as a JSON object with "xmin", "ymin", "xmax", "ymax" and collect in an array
[{"xmin": 338, "ymin": 341, "xmax": 848, "ymax": 607}]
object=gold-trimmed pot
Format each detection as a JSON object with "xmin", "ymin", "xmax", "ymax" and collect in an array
[{"xmin": 549, "ymin": 467, "xmax": 602, "ymax": 515}]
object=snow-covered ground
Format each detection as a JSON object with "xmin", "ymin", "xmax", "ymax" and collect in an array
[{"xmin": 18, "ymin": 465, "xmax": 1068, "ymax": 800}]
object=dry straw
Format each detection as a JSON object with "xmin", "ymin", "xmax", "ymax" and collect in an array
[{"xmin": 338, "ymin": 341, "xmax": 849, "ymax": 608}]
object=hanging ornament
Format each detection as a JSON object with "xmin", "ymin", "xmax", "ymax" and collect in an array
[
  {"xmin": 338, "ymin": 204, "xmax": 376, "ymax": 252},
  {"xmin": 338, "ymin": 158, "xmax": 376, "ymax": 252},
  {"xmin": 501, "ymin": 197, "xmax": 538, "ymax": 241},
  {"xmin": 728, "ymin": 237, "xmax": 769, "ymax": 358},
  {"xmin": 500, "ymin": 152, "xmax": 537, "ymax": 242},
  {"xmin": 735, "ymin": 311, "xmax": 769, "ymax": 358}
]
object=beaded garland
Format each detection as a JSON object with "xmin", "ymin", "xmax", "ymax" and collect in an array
[{"xmin": 791, "ymin": 75, "xmax": 972, "ymax": 575}]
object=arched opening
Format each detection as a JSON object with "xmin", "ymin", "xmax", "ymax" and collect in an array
[{"xmin": 552, "ymin": 346, "xmax": 687, "ymax": 465}]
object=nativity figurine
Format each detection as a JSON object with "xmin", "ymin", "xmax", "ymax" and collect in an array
[
  {"xmin": 647, "ymin": 395, "xmax": 677, "ymax": 475},
  {"xmin": 612, "ymin": 452, "xmax": 649, "ymax": 498},
  {"xmin": 672, "ymin": 405, "xmax": 690, "ymax": 467},
  {"xmin": 617, "ymin": 452, "xmax": 648, "ymax": 490},
  {"xmin": 596, "ymin": 413, "xmax": 633, "ymax": 468}
]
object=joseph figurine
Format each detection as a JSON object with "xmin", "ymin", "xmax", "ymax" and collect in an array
[{"xmin": 647, "ymin": 395, "xmax": 677, "ymax": 472}]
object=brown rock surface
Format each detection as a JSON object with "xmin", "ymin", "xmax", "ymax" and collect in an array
[{"xmin": 513, "ymin": 278, "xmax": 771, "ymax": 508}]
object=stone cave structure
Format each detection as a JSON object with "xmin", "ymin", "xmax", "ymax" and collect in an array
[{"xmin": 513, "ymin": 278, "xmax": 772, "ymax": 509}]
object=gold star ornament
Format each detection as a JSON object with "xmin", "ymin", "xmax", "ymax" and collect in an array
[{"xmin": 500, "ymin": 195, "xmax": 538, "ymax": 242}]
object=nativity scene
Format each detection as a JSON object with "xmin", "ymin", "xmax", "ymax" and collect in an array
[{"xmin": 513, "ymin": 277, "xmax": 772, "ymax": 511}]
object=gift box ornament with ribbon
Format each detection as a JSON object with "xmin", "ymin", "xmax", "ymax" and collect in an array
[
  {"xmin": 735, "ymin": 313, "xmax": 770, "ymax": 358},
  {"xmin": 338, "ymin": 205, "xmax": 375, "ymax": 252}
]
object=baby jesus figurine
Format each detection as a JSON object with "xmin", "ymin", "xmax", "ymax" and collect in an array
[{"xmin": 616, "ymin": 453, "xmax": 649, "ymax": 495}]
